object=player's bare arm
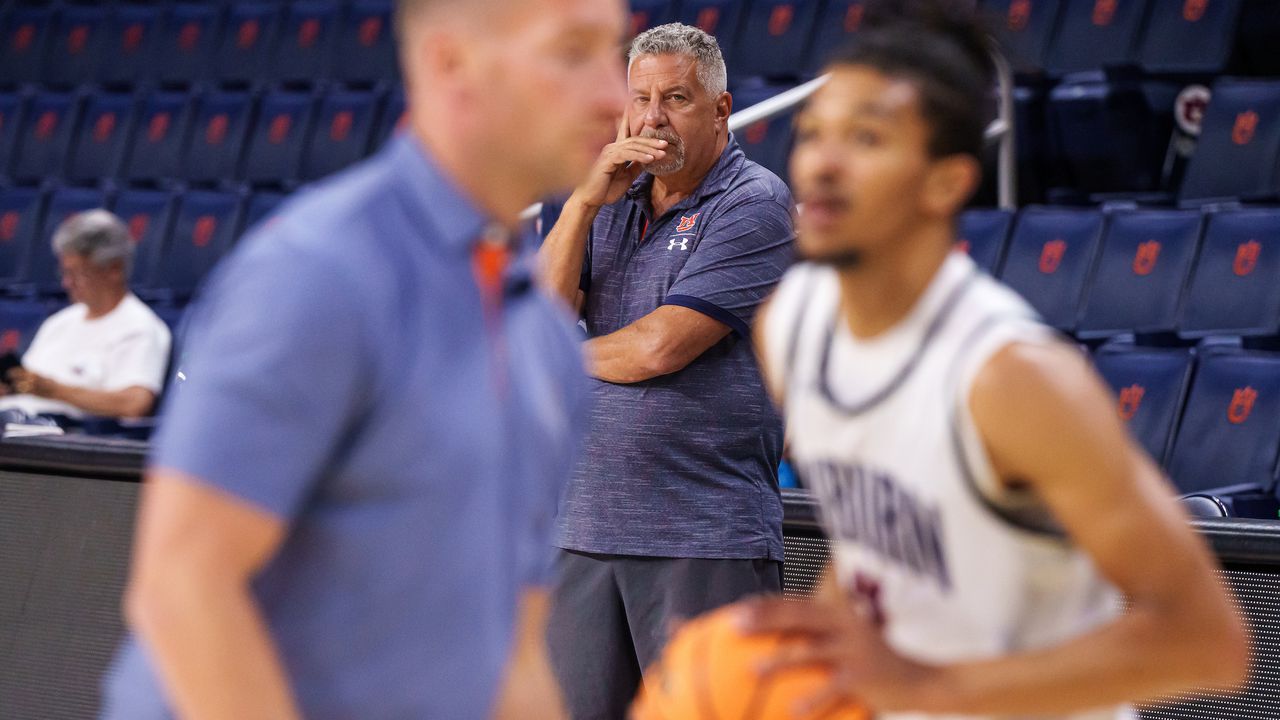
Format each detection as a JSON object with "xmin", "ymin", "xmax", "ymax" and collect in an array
[
  {"xmin": 739, "ymin": 340, "xmax": 1248, "ymax": 715},
  {"xmin": 125, "ymin": 469, "xmax": 302, "ymax": 720},
  {"xmin": 585, "ymin": 304, "xmax": 730, "ymax": 383},
  {"xmin": 7, "ymin": 367, "xmax": 155, "ymax": 418},
  {"xmin": 491, "ymin": 589, "xmax": 567, "ymax": 720}
]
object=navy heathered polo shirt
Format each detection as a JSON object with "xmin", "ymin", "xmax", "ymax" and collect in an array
[{"xmin": 556, "ymin": 134, "xmax": 794, "ymax": 561}]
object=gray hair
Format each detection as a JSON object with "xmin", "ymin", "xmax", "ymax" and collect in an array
[
  {"xmin": 52, "ymin": 209, "xmax": 134, "ymax": 275},
  {"xmin": 628, "ymin": 23, "xmax": 727, "ymax": 98}
]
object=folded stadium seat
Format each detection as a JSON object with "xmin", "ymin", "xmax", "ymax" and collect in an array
[
  {"xmin": 272, "ymin": 1, "xmax": 338, "ymax": 86},
  {"xmin": 1043, "ymin": 0, "xmax": 1151, "ymax": 76},
  {"xmin": 0, "ymin": 91, "xmax": 24, "ymax": 179},
  {"xmin": 301, "ymin": 88, "xmax": 379, "ymax": 181},
  {"xmin": 1047, "ymin": 76, "xmax": 1170, "ymax": 195},
  {"xmin": 0, "ymin": 187, "xmax": 45, "ymax": 289},
  {"xmin": 214, "ymin": 1, "xmax": 282, "ymax": 87},
  {"xmin": 1093, "ymin": 343, "xmax": 1195, "ymax": 466},
  {"xmin": 331, "ymin": 0, "xmax": 395, "ymax": 87},
  {"xmin": 997, "ymin": 206, "xmax": 1105, "ymax": 331},
  {"xmin": 955, "ymin": 208, "xmax": 1014, "ymax": 275},
  {"xmin": 0, "ymin": 4, "xmax": 51, "ymax": 88},
  {"xmin": 1179, "ymin": 207, "xmax": 1280, "ymax": 339},
  {"xmin": 1178, "ymin": 79, "xmax": 1280, "ymax": 204},
  {"xmin": 1166, "ymin": 346, "xmax": 1280, "ymax": 495},
  {"xmin": 44, "ymin": 3, "xmax": 109, "ymax": 89},
  {"xmin": 183, "ymin": 90, "xmax": 255, "ymax": 186},
  {"xmin": 99, "ymin": 3, "xmax": 162, "ymax": 89},
  {"xmin": 122, "ymin": 91, "xmax": 196, "ymax": 185},
  {"xmin": 731, "ymin": 83, "xmax": 793, "ymax": 184},
  {"xmin": 629, "ymin": 0, "xmax": 678, "ymax": 38},
  {"xmin": 14, "ymin": 187, "xmax": 111, "ymax": 297},
  {"xmin": 1137, "ymin": 0, "xmax": 1241, "ymax": 76},
  {"xmin": 153, "ymin": 3, "xmax": 222, "ymax": 87},
  {"xmin": 676, "ymin": 0, "xmax": 745, "ymax": 69},
  {"xmin": 983, "ymin": 0, "xmax": 1064, "ymax": 76},
  {"xmin": 9, "ymin": 91, "xmax": 79, "ymax": 184},
  {"xmin": 113, "ymin": 189, "xmax": 177, "ymax": 291},
  {"xmin": 243, "ymin": 191, "xmax": 284, "ymax": 234},
  {"xmin": 731, "ymin": 0, "xmax": 822, "ymax": 81},
  {"xmin": 1077, "ymin": 209, "xmax": 1203, "ymax": 339},
  {"xmin": 0, "ymin": 298, "xmax": 52, "ymax": 355},
  {"xmin": 145, "ymin": 189, "xmax": 244, "ymax": 302},
  {"xmin": 372, "ymin": 86, "xmax": 406, "ymax": 150},
  {"xmin": 1180, "ymin": 493, "xmax": 1230, "ymax": 517},
  {"xmin": 67, "ymin": 92, "xmax": 136, "ymax": 186},
  {"xmin": 242, "ymin": 91, "xmax": 313, "ymax": 186},
  {"xmin": 802, "ymin": 0, "xmax": 865, "ymax": 76}
]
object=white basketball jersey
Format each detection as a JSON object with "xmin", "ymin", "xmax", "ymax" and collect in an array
[{"xmin": 763, "ymin": 252, "xmax": 1134, "ymax": 720}]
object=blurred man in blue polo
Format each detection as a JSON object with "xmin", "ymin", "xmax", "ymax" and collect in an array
[
  {"xmin": 537, "ymin": 23, "xmax": 794, "ymax": 719},
  {"xmin": 101, "ymin": 0, "xmax": 626, "ymax": 718}
]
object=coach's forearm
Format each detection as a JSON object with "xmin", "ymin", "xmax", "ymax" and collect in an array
[
  {"xmin": 126, "ymin": 567, "xmax": 302, "ymax": 720},
  {"xmin": 536, "ymin": 195, "xmax": 598, "ymax": 309}
]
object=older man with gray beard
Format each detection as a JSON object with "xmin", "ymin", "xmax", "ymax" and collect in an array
[{"xmin": 537, "ymin": 23, "xmax": 795, "ymax": 719}]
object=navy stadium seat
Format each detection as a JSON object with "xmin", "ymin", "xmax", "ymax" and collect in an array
[
  {"xmin": 0, "ymin": 4, "xmax": 51, "ymax": 88},
  {"xmin": 100, "ymin": 3, "xmax": 162, "ymax": 88},
  {"xmin": 733, "ymin": 83, "xmax": 794, "ymax": 183},
  {"xmin": 1093, "ymin": 344, "xmax": 1195, "ymax": 466},
  {"xmin": 242, "ymin": 91, "xmax": 313, "ymax": 185},
  {"xmin": 1167, "ymin": 347, "xmax": 1280, "ymax": 495},
  {"xmin": 215, "ymin": 1, "xmax": 281, "ymax": 86},
  {"xmin": 17, "ymin": 188, "xmax": 110, "ymax": 296},
  {"xmin": 1044, "ymin": 0, "xmax": 1150, "ymax": 76},
  {"xmin": 332, "ymin": 0, "xmax": 395, "ymax": 86},
  {"xmin": 243, "ymin": 191, "xmax": 284, "ymax": 233},
  {"xmin": 0, "ymin": 298, "xmax": 50, "ymax": 355},
  {"xmin": 997, "ymin": 206, "xmax": 1105, "ymax": 331},
  {"xmin": 45, "ymin": 4, "xmax": 109, "ymax": 89},
  {"xmin": 123, "ymin": 91, "xmax": 195, "ymax": 184},
  {"xmin": 955, "ymin": 208, "xmax": 1013, "ymax": 275},
  {"xmin": 0, "ymin": 187, "xmax": 45, "ymax": 288},
  {"xmin": 677, "ymin": 0, "xmax": 745, "ymax": 68},
  {"xmin": 68, "ymin": 92, "xmax": 135, "ymax": 185},
  {"xmin": 629, "ymin": 0, "xmax": 677, "ymax": 38},
  {"xmin": 9, "ymin": 92, "xmax": 79, "ymax": 184},
  {"xmin": 1078, "ymin": 209, "xmax": 1203, "ymax": 338},
  {"xmin": 113, "ymin": 189, "xmax": 176, "ymax": 290},
  {"xmin": 147, "ymin": 190, "xmax": 243, "ymax": 301},
  {"xmin": 803, "ymin": 0, "xmax": 866, "ymax": 75},
  {"xmin": 1138, "ymin": 0, "xmax": 1241, "ymax": 75},
  {"xmin": 0, "ymin": 91, "xmax": 24, "ymax": 178},
  {"xmin": 1180, "ymin": 208, "xmax": 1280, "ymax": 339},
  {"xmin": 1047, "ymin": 77, "xmax": 1170, "ymax": 194},
  {"xmin": 302, "ymin": 88, "xmax": 378, "ymax": 181},
  {"xmin": 183, "ymin": 91, "xmax": 255, "ymax": 185},
  {"xmin": 984, "ymin": 0, "xmax": 1064, "ymax": 75},
  {"xmin": 373, "ymin": 87, "xmax": 406, "ymax": 149},
  {"xmin": 1179, "ymin": 79, "xmax": 1280, "ymax": 204},
  {"xmin": 154, "ymin": 3, "xmax": 221, "ymax": 87},
  {"xmin": 732, "ymin": 0, "xmax": 822, "ymax": 80},
  {"xmin": 272, "ymin": 1, "xmax": 338, "ymax": 85}
]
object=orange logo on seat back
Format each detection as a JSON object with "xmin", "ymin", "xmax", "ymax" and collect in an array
[
  {"xmin": 1233, "ymin": 110, "xmax": 1259, "ymax": 145},
  {"xmin": 206, "ymin": 114, "xmax": 228, "ymax": 145},
  {"xmin": 12, "ymin": 24, "xmax": 34, "ymax": 53},
  {"xmin": 1008, "ymin": 0, "xmax": 1031, "ymax": 31},
  {"xmin": 122, "ymin": 23, "xmax": 144, "ymax": 54},
  {"xmin": 269, "ymin": 114, "xmax": 292, "ymax": 144},
  {"xmin": 93, "ymin": 112, "xmax": 117, "ymax": 143},
  {"xmin": 1092, "ymin": 0, "xmax": 1117, "ymax": 26},
  {"xmin": 238, "ymin": 19, "xmax": 260, "ymax": 49},
  {"xmin": 68, "ymin": 25, "xmax": 89, "ymax": 55},
  {"xmin": 768, "ymin": 5, "xmax": 794, "ymax": 36},
  {"xmin": 331, "ymin": 111, "xmax": 353, "ymax": 142},
  {"xmin": 35, "ymin": 110, "xmax": 58, "ymax": 140},
  {"xmin": 128, "ymin": 214, "xmax": 149, "ymax": 243},
  {"xmin": 148, "ymin": 112, "xmax": 171, "ymax": 143},
  {"xmin": 1039, "ymin": 238, "xmax": 1066, "ymax": 274},
  {"xmin": 696, "ymin": 7, "xmax": 720, "ymax": 33},
  {"xmin": 193, "ymin": 216, "xmax": 216, "ymax": 247},
  {"xmin": 0, "ymin": 211, "xmax": 18, "ymax": 241},
  {"xmin": 1133, "ymin": 239, "xmax": 1161, "ymax": 276},
  {"xmin": 298, "ymin": 19, "xmax": 320, "ymax": 48},
  {"xmin": 1228, "ymin": 387, "xmax": 1257, "ymax": 424},
  {"xmin": 630, "ymin": 11, "xmax": 648, "ymax": 37},
  {"xmin": 359, "ymin": 17, "xmax": 382, "ymax": 47},
  {"xmin": 1183, "ymin": 0, "xmax": 1208, "ymax": 22},
  {"xmin": 0, "ymin": 329, "xmax": 18, "ymax": 353},
  {"xmin": 1234, "ymin": 240, "xmax": 1260, "ymax": 276},
  {"xmin": 845, "ymin": 3, "xmax": 864, "ymax": 32},
  {"xmin": 745, "ymin": 120, "xmax": 768, "ymax": 144},
  {"xmin": 1118, "ymin": 384, "xmax": 1145, "ymax": 421},
  {"xmin": 676, "ymin": 213, "xmax": 701, "ymax": 233},
  {"xmin": 179, "ymin": 22, "xmax": 201, "ymax": 52}
]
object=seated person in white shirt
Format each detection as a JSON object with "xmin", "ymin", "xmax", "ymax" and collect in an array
[{"xmin": 1, "ymin": 210, "xmax": 171, "ymax": 420}]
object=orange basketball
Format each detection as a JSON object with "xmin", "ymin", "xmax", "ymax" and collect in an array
[{"xmin": 630, "ymin": 603, "xmax": 870, "ymax": 720}]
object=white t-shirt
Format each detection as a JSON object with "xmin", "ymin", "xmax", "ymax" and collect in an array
[{"xmin": 1, "ymin": 293, "xmax": 172, "ymax": 418}]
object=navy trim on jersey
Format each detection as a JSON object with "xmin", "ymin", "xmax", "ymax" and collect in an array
[
  {"xmin": 817, "ymin": 270, "xmax": 978, "ymax": 417},
  {"xmin": 664, "ymin": 294, "xmax": 751, "ymax": 338}
]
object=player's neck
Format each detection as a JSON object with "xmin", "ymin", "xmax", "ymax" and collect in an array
[
  {"xmin": 835, "ymin": 224, "xmax": 955, "ymax": 340},
  {"xmin": 411, "ymin": 122, "xmax": 529, "ymax": 233}
]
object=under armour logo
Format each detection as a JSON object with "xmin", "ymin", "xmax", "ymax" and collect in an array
[{"xmin": 668, "ymin": 238, "xmax": 689, "ymax": 251}]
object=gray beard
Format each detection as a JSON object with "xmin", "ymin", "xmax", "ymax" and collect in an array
[{"xmin": 640, "ymin": 129, "xmax": 686, "ymax": 176}]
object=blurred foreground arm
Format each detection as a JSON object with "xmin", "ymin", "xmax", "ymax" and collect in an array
[{"xmin": 491, "ymin": 589, "xmax": 567, "ymax": 720}]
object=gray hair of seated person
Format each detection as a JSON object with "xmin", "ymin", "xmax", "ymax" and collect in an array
[
  {"xmin": 628, "ymin": 23, "xmax": 728, "ymax": 99},
  {"xmin": 52, "ymin": 209, "xmax": 135, "ymax": 277}
]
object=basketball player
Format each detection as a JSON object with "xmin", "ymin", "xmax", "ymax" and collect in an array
[{"xmin": 739, "ymin": 2, "xmax": 1248, "ymax": 717}]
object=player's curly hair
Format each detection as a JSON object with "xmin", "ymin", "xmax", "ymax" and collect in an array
[{"xmin": 824, "ymin": 0, "xmax": 997, "ymax": 160}]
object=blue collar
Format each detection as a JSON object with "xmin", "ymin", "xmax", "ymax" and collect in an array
[
  {"xmin": 385, "ymin": 133, "xmax": 493, "ymax": 255},
  {"xmin": 625, "ymin": 132, "xmax": 747, "ymax": 213}
]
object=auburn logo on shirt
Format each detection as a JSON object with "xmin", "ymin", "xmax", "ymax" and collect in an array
[
  {"xmin": 1133, "ymin": 240, "xmax": 1161, "ymax": 276},
  {"xmin": 676, "ymin": 213, "xmax": 701, "ymax": 233},
  {"xmin": 1118, "ymin": 384, "xmax": 1145, "ymax": 421},
  {"xmin": 1234, "ymin": 240, "xmax": 1260, "ymax": 276},
  {"xmin": 1039, "ymin": 238, "xmax": 1066, "ymax": 274},
  {"xmin": 1228, "ymin": 387, "xmax": 1257, "ymax": 425}
]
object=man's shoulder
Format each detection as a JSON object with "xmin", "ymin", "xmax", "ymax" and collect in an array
[{"xmin": 724, "ymin": 156, "xmax": 793, "ymax": 209}]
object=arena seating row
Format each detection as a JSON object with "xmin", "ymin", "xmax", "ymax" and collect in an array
[{"xmin": 0, "ymin": 85, "xmax": 405, "ymax": 188}]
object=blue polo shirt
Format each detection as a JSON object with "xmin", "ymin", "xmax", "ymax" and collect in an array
[
  {"xmin": 556, "ymin": 134, "xmax": 793, "ymax": 561},
  {"xmin": 101, "ymin": 135, "xmax": 589, "ymax": 720}
]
